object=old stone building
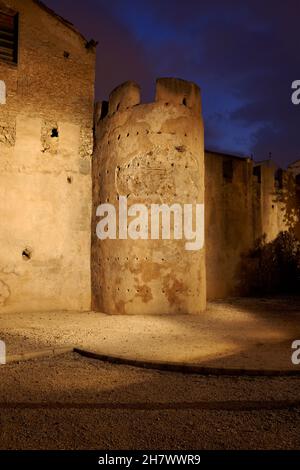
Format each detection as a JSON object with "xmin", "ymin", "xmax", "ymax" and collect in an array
[
  {"xmin": 205, "ymin": 152, "xmax": 298, "ymax": 299},
  {"xmin": 92, "ymin": 79, "xmax": 206, "ymax": 315},
  {"xmin": 93, "ymin": 79, "xmax": 299, "ymax": 311},
  {"xmin": 0, "ymin": 0, "xmax": 96, "ymax": 312},
  {"xmin": 0, "ymin": 1, "xmax": 299, "ymax": 315}
]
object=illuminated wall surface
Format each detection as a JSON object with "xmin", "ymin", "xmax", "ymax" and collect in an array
[
  {"xmin": 0, "ymin": 0, "xmax": 96, "ymax": 312},
  {"xmin": 92, "ymin": 79, "xmax": 206, "ymax": 314},
  {"xmin": 0, "ymin": 1, "xmax": 299, "ymax": 314}
]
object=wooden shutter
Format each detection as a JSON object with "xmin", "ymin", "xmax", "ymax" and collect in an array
[{"xmin": 0, "ymin": 12, "xmax": 18, "ymax": 64}]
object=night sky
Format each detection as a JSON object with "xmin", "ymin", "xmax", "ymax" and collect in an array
[{"xmin": 45, "ymin": 0, "xmax": 300, "ymax": 167}]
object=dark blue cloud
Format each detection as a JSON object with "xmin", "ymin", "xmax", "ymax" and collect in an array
[{"xmin": 44, "ymin": 0, "xmax": 300, "ymax": 166}]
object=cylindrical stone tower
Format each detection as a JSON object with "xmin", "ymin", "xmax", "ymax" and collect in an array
[{"xmin": 92, "ymin": 78, "xmax": 206, "ymax": 314}]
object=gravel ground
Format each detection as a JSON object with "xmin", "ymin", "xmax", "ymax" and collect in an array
[
  {"xmin": 1, "ymin": 297, "xmax": 300, "ymax": 370},
  {"xmin": 0, "ymin": 353, "xmax": 300, "ymax": 450}
]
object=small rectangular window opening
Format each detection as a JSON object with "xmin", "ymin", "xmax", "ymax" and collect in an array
[
  {"xmin": 275, "ymin": 169, "xmax": 284, "ymax": 189},
  {"xmin": 223, "ymin": 159, "xmax": 233, "ymax": 182},
  {"xmin": 0, "ymin": 11, "xmax": 19, "ymax": 64},
  {"xmin": 253, "ymin": 165, "xmax": 261, "ymax": 184}
]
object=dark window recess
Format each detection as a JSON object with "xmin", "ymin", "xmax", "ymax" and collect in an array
[
  {"xmin": 51, "ymin": 128, "xmax": 59, "ymax": 138},
  {"xmin": 223, "ymin": 159, "xmax": 233, "ymax": 182},
  {"xmin": 0, "ymin": 12, "xmax": 18, "ymax": 64},
  {"xmin": 253, "ymin": 165, "xmax": 261, "ymax": 183},
  {"xmin": 296, "ymin": 174, "xmax": 300, "ymax": 186},
  {"xmin": 275, "ymin": 168, "xmax": 283, "ymax": 189}
]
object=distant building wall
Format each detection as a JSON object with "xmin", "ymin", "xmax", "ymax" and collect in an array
[
  {"xmin": 205, "ymin": 154, "xmax": 299, "ymax": 300},
  {"xmin": 288, "ymin": 160, "xmax": 300, "ymax": 178},
  {"xmin": 204, "ymin": 151, "xmax": 254, "ymax": 299},
  {"xmin": 288, "ymin": 160, "xmax": 300, "ymax": 239},
  {"xmin": 254, "ymin": 162, "xmax": 289, "ymax": 242},
  {"xmin": 0, "ymin": 0, "xmax": 96, "ymax": 312},
  {"xmin": 92, "ymin": 78, "xmax": 206, "ymax": 314}
]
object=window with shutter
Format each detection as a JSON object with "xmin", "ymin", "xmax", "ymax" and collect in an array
[{"xmin": 0, "ymin": 11, "xmax": 18, "ymax": 64}]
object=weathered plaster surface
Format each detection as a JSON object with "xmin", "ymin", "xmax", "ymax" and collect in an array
[
  {"xmin": 92, "ymin": 79, "xmax": 206, "ymax": 314},
  {"xmin": 0, "ymin": 0, "xmax": 96, "ymax": 312}
]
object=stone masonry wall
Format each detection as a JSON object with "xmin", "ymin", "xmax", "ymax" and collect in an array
[
  {"xmin": 205, "ymin": 151, "xmax": 254, "ymax": 299},
  {"xmin": 92, "ymin": 78, "xmax": 206, "ymax": 314},
  {"xmin": 205, "ymin": 153, "xmax": 298, "ymax": 300},
  {"xmin": 0, "ymin": 0, "xmax": 96, "ymax": 312}
]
